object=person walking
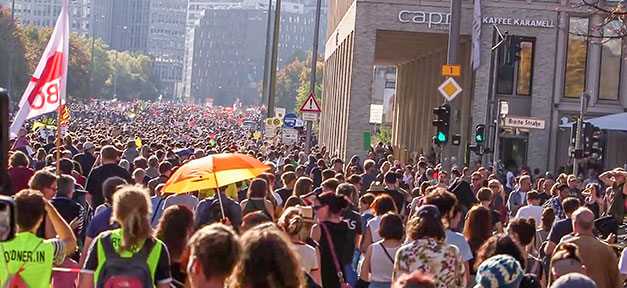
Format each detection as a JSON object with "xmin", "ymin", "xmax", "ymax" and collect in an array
[
  {"xmin": 79, "ymin": 185, "xmax": 172, "ymax": 288},
  {"xmin": 359, "ymin": 213, "xmax": 404, "ymax": 288},
  {"xmin": 186, "ymin": 223, "xmax": 241, "ymax": 288}
]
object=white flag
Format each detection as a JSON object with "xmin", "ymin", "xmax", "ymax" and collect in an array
[
  {"xmin": 471, "ymin": 0, "xmax": 482, "ymax": 70},
  {"xmin": 10, "ymin": 0, "xmax": 69, "ymax": 135}
]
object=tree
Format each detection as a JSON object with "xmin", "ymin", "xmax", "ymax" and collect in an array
[
  {"xmin": 0, "ymin": 6, "xmax": 30, "ymax": 101},
  {"xmin": 295, "ymin": 57, "xmax": 323, "ymax": 115},
  {"xmin": 105, "ymin": 51, "xmax": 159, "ymax": 101},
  {"xmin": 269, "ymin": 51, "xmax": 324, "ymax": 112}
]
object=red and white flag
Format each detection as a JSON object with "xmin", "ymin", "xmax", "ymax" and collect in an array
[{"xmin": 10, "ymin": 0, "xmax": 69, "ymax": 135}]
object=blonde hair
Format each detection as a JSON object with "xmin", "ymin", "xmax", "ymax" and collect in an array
[
  {"xmin": 278, "ymin": 207, "xmax": 303, "ymax": 236},
  {"xmin": 112, "ymin": 185, "xmax": 153, "ymax": 252},
  {"xmin": 488, "ymin": 179, "xmax": 505, "ymax": 203}
]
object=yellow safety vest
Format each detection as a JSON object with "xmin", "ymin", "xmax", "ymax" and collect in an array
[{"xmin": 0, "ymin": 232, "xmax": 55, "ymax": 288}]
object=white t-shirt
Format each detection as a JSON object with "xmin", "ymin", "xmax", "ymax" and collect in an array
[
  {"xmin": 368, "ymin": 215, "xmax": 384, "ymax": 244},
  {"xmin": 514, "ymin": 205, "xmax": 544, "ymax": 228},
  {"xmin": 293, "ymin": 242, "xmax": 319, "ymax": 273}
]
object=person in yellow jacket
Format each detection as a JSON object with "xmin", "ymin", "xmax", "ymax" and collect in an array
[{"xmin": 0, "ymin": 189, "xmax": 77, "ymax": 288}]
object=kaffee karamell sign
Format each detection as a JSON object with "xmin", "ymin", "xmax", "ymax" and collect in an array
[{"xmin": 398, "ymin": 10, "xmax": 555, "ymax": 29}]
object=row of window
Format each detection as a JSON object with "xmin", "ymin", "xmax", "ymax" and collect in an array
[{"xmin": 496, "ymin": 16, "xmax": 623, "ymax": 101}]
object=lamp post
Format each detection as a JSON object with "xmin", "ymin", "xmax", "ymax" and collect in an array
[
  {"xmin": 89, "ymin": 14, "xmax": 105, "ymax": 99},
  {"xmin": 112, "ymin": 25, "xmax": 128, "ymax": 100}
]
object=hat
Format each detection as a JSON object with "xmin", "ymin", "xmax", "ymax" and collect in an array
[
  {"xmin": 551, "ymin": 273, "xmax": 597, "ymax": 288},
  {"xmin": 474, "ymin": 255, "xmax": 523, "ymax": 288},
  {"xmin": 413, "ymin": 204, "xmax": 441, "ymax": 220},
  {"xmin": 367, "ymin": 181, "xmax": 385, "ymax": 193},
  {"xmin": 83, "ymin": 142, "xmax": 95, "ymax": 151}
]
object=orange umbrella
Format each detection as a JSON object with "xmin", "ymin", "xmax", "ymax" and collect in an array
[{"xmin": 163, "ymin": 153, "xmax": 270, "ymax": 194}]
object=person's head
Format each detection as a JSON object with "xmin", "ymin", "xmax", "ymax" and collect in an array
[
  {"xmin": 347, "ymin": 174, "xmax": 363, "ymax": 191},
  {"xmin": 112, "ymin": 185, "xmax": 152, "ymax": 252},
  {"xmin": 476, "ymin": 187, "xmax": 492, "ymax": 205},
  {"xmin": 508, "ymin": 217, "xmax": 536, "ymax": 247},
  {"xmin": 332, "ymin": 158, "xmax": 344, "ymax": 172},
  {"xmin": 119, "ymin": 159, "xmax": 130, "ymax": 171},
  {"xmin": 475, "ymin": 234, "xmax": 526, "ymax": 271},
  {"xmin": 101, "ymin": 145, "xmax": 121, "ymax": 163},
  {"xmin": 134, "ymin": 156, "xmax": 148, "ymax": 169},
  {"xmin": 155, "ymin": 205, "xmax": 195, "ymax": 259},
  {"xmin": 14, "ymin": 189, "xmax": 46, "ymax": 232},
  {"xmin": 406, "ymin": 204, "xmax": 444, "ymax": 241},
  {"xmin": 567, "ymin": 174, "xmax": 577, "ymax": 189},
  {"xmin": 148, "ymin": 156, "xmax": 159, "ymax": 168},
  {"xmin": 278, "ymin": 206, "xmax": 304, "ymax": 236},
  {"xmin": 102, "ymin": 176, "xmax": 128, "ymax": 205},
  {"xmin": 488, "ymin": 179, "xmax": 504, "ymax": 196},
  {"xmin": 526, "ymin": 191, "xmax": 541, "ymax": 205},
  {"xmin": 372, "ymin": 194, "xmax": 397, "ymax": 215},
  {"xmin": 551, "ymin": 273, "xmax": 596, "ymax": 288},
  {"xmin": 281, "ymin": 172, "xmax": 297, "ymax": 188},
  {"xmin": 247, "ymin": 178, "xmax": 268, "ymax": 198},
  {"xmin": 159, "ymin": 161, "xmax": 173, "ymax": 177},
  {"xmin": 391, "ymin": 270, "xmax": 435, "ymax": 288},
  {"xmin": 572, "ymin": 207, "xmax": 595, "ymax": 234},
  {"xmin": 315, "ymin": 192, "xmax": 350, "ymax": 221},
  {"xmin": 321, "ymin": 169, "xmax": 336, "ymax": 180},
  {"xmin": 359, "ymin": 193, "xmax": 375, "ymax": 212},
  {"xmin": 519, "ymin": 274, "xmax": 541, "ymax": 288},
  {"xmin": 384, "ymin": 171, "xmax": 398, "ymax": 187},
  {"xmin": 293, "ymin": 177, "xmax": 313, "ymax": 197},
  {"xmin": 471, "ymin": 172, "xmax": 483, "ymax": 187},
  {"xmin": 58, "ymin": 158, "xmax": 75, "ymax": 175},
  {"xmin": 474, "ymin": 254, "xmax": 524, "ymax": 288},
  {"xmin": 28, "ymin": 170, "xmax": 58, "ymax": 200},
  {"xmin": 378, "ymin": 212, "xmax": 404, "ymax": 241},
  {"xmin": 519, "ymin": 175, "xmax": 532, "ymax": 192},
  {"xmin": 187, "ymin": 223, "xmax": 241, "ymax": 287},
  {"xmin": 230, "ymin": 226, "xmax": 304, "ymax": 288},
  {"xmin": 241, "ymin": 211, "xmax": 272, "ymax": 234},
  {"xmin": 321, "ymin": 178, "xmax": 340, "ymax": 193},
  {"xmin": 550, "ymin": 243, "xmax": 585, "ymax": 280},
  {"xmin": 336, "ymin": 183, "xmax": 358, "ymax": 205},
  {"xmin": 541, "ymin": 207, "xmax": 555, "ymax": 232},
  {"xmin": 56, "ymin": 174, "xmax": 76, "ymax": 198},
  {"xmin": 424, "ymin": 188, "xmax": 458, "ymax": 225},
  {"xmin": 463, "ymin": 205, "xmax": 492, "ymax": 252},
  {"xmin": 557, "ymin": 184, "xmax": 570, "ymax": 199},
  {"xmin": 133, "ymin": 168, "xmax": 146, "ymax": 184},
  {"xmin": 543, "ymin": 178, "xmax": 556, "ymax": 194},
  {"xmin": 562, "ymin": 197, "xmax": 581, "ymax": 217},
  {"xmin": 9, "ymin": 150, "xmax": 29, "ymax": 167},
  {"xmin": 364, "ymin": 159, "xmax": 377, "ymax": 174}
]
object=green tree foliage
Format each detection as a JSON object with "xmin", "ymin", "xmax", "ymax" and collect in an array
[
  {"xmin": 0, "ymin": 6, "xmax": 159, "ymax": 102},
  {"xmin": 0, "ymin": 6, "xmax": 30, "ymax": 100},
  {"xmin": 270, "ymin": 51, "xmax": 323, "ymax": 113}
]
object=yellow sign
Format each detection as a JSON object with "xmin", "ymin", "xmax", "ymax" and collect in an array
[
  {"xmin": 253, "ymin": 131, "xmax": 261, "ymax": 140},
  {"xmin": 441, "ymin": 65, "xmax": 461, "ymax": 77},
  {"xmin": 273, "ymin": 118, "xmax": 282, "ymax": 126},
  {"xmin": 437, "ymin": 78, "xmax": 463, "ymax": 101}
]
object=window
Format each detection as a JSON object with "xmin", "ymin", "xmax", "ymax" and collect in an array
[
  {"xmin": 599, "ymin": 20, "xmax": 622, "ymax": 101},
  {"xmin": 564, "ymin": 17, "xmax": 588, "ymax": 98},
  {"xmin": 496, "ymin": 37, "xmax": 535, "ymax": 96}
]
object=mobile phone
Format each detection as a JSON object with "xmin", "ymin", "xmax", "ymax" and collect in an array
[{"xmin": 0, "ymin": 196, "xmax": 16, "ymax": 242}]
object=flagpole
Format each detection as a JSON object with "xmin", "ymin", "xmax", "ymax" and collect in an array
[{"xmin": 56, "ymin": 103, "xmax": 62, "ymax": 175}]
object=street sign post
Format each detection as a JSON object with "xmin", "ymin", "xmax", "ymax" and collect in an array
[
  {"xmin": 300, "ymin": 92, "xmax": 321, "ymax": 153},
  {"xmin": 438, "ymin": 78, "xmax": 463, "ymax": 102},
  {"xmin": 282, "ymin": 128, "xmax": 299, "ymax": 144}
]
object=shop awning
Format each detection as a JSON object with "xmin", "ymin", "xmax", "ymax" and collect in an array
[{"xmin": 560, "ymin": 112, "xmax": 627, "ymax": 131}]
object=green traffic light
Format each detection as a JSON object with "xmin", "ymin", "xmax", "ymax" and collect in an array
[
  {"xmin": 437, "ymin": 132, "xmax": 447, "ymax": 142},
  {"xmin": 475, "ymin": 135, "xmax": 483, "ymax": 142}
]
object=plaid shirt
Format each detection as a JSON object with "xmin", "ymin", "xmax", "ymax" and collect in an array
[{"xmin": 545, "ymin": 196, "xmax": 566, "ymax": 220}]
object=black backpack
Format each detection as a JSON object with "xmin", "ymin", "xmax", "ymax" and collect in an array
[
  {"xmin": 195, "ymin": 196, "xmax": 228, "ymax": 229},
  {"xmin": 96, "ymin": 233, "xmax": 155, "ymax": 288}
]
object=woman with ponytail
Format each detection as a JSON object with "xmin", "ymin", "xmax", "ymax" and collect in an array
[
  {"xmin": 310, "ymin": 192, "xmax": 353, "ymax": 288},
  {"xmin": 509, "ymin": 217, "xmax": 546, "ymax": 286},
  {"xmin": 279, "ymin": 207, "xmax": 322, "ymax": 286},
  {"xmin": 79, "ymin": 185, "xmax": 172, "ymax": 288}
]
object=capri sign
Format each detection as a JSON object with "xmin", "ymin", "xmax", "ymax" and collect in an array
[{"xmin": 398, "ymin": 10, "xmax": 451, "ymax": 28}]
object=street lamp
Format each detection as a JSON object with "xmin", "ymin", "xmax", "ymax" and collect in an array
[
  {"xmin": 89, "ymin": 14, "xmax": 105, "ymax": 99},
  {"xmin": 112, "ymin": 25, "xmax": 128, "ymax": 100}
]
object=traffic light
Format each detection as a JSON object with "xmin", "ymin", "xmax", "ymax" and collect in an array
[
  {"xmin": 583, "ymin": 122, "xmax": 602, "ymax": 159},
  {"xmin": 505, "ymin": 35, "xmax": 522, "ymax": 65},
  {"xmin": 475, "ymin": 124, "xmax": 485, "ymax": 144},
  {"xmin": 568, "ymin": 121, "xmax": 581, "ymax": 159},
  {"xmin": 432, "ymin": 104, "xmax": 450, "ymax": 145}
]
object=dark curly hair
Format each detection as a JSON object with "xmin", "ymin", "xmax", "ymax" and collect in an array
[{"xmin": 474, "ymin": 234, "xmax": 525, "ymax": 271}]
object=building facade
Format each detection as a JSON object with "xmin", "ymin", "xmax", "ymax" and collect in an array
[
  {"xmin": 185, "ymin": 0, "xmax": 326, "ymax": 106},
  {"xmin": 320, "ymin": 0, "xmax": 627, "ymax": 172},
  {"xmin": 2, "ymin": 0, "xmax": 97, "ymax": 37}
]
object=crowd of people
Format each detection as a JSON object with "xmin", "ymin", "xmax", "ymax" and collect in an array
[{"xmin": 2, "ymin": 99, "xmax": 627, "ymax": 288}]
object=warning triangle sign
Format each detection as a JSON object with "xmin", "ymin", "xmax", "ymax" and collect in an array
[{"xmin": 299, "ymin": 92, "xmax": 321, "ymax": 113}]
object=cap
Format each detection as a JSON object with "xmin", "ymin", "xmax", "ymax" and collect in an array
[
  {"xmin": 474, "ymin": 255, "xmax": 523, "ymax": 288},
  {"xmin": 551, "ymin": 273, "xmax": 597, "ymax": 288},
  {"xmin": 367, "ymin": 181, "xmax": 385, "ymax": 193},
  {"xmin": 83, "ymin": 142, "xmax": 95, "ymax": 151}
]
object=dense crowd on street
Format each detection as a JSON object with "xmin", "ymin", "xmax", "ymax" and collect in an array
[{"xmin": 2, "ymin": 99, "xmax": 627, "ymax": 288}]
